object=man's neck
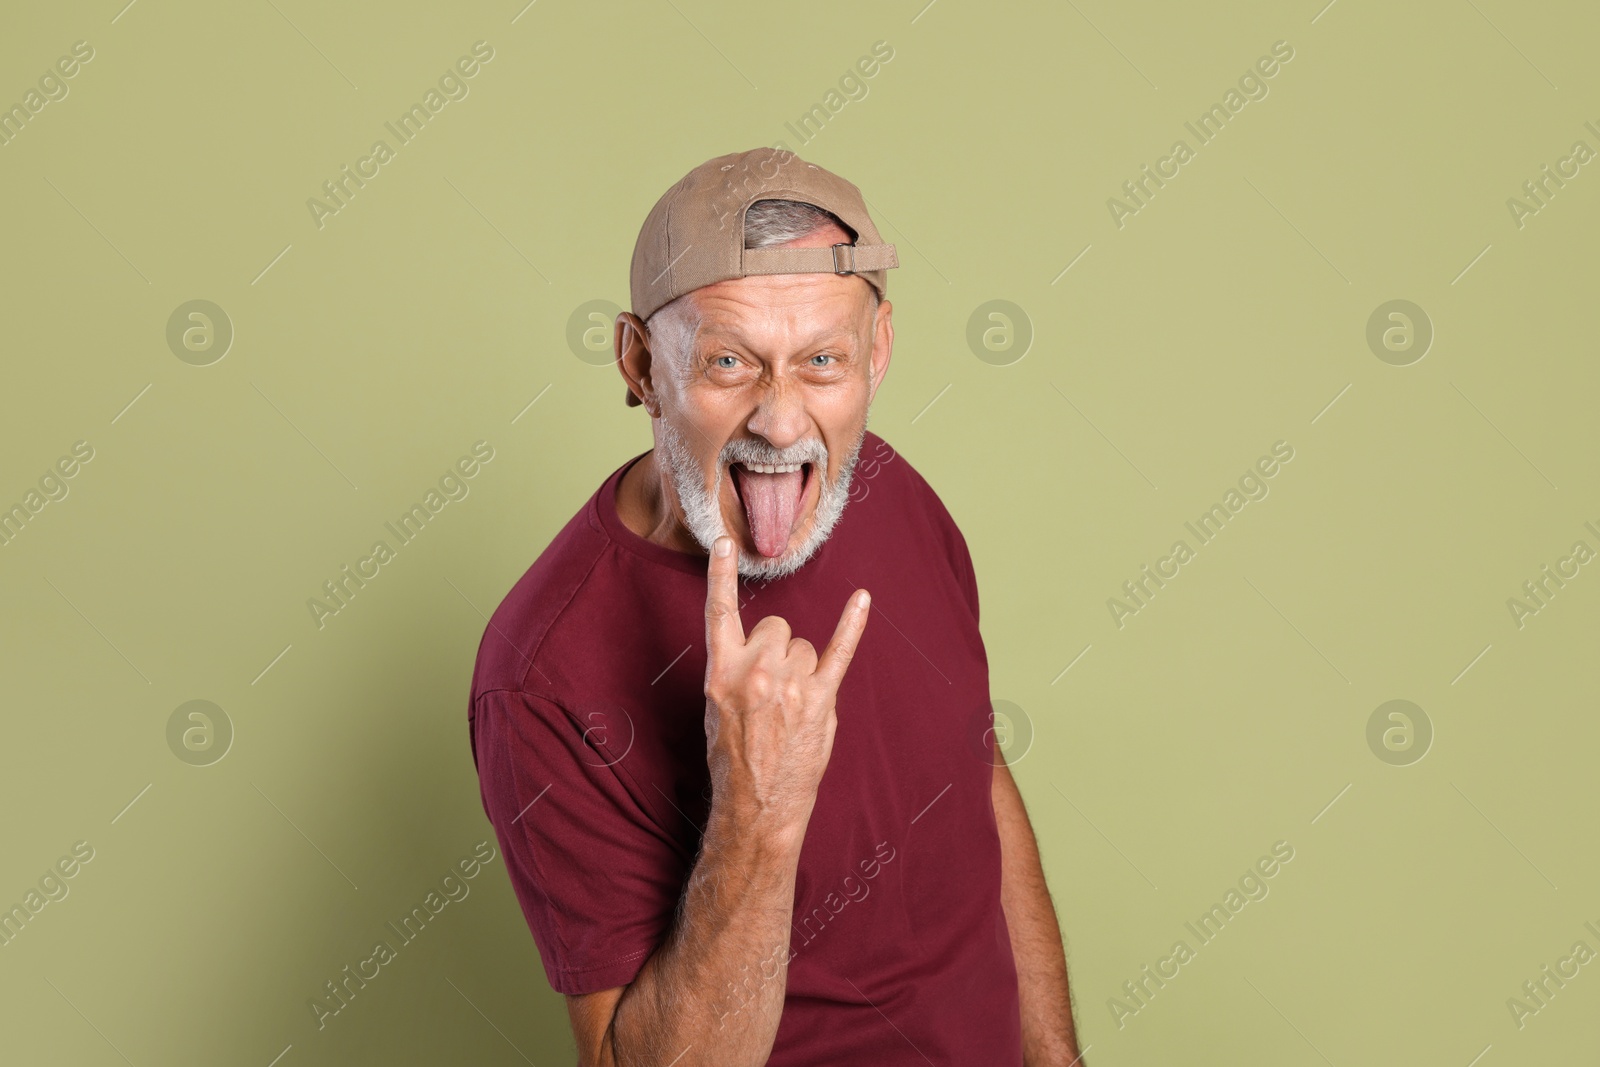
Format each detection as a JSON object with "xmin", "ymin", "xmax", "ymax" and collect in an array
[{"xmin": 616, "ymin": 450, "xmax": 705, "ymax": 556}]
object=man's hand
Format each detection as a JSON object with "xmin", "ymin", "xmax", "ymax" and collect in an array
[
  {"xmin": 567, "ymin": 537, "xmax": 871, "ymax": 1067},
  {"xmin": 702, "ymin": 535, "xmax": 871, "ymax": 842}
]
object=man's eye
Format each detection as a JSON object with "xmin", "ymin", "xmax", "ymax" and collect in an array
[
  {"xmin": 809, "ymin": 354, "xmax": 834, "ymax": 366},
  {"xmin": 714, "ymin": 355, "xmax": 739, "ymax": 369}
]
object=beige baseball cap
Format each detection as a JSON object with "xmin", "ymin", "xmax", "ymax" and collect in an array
[{"xmin": 628, "ymin": 147, "xmax": 899, "ymax": 323}]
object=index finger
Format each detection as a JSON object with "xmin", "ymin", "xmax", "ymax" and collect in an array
[
  {"xmin": 814, "ymin": 589, "xmax": 871, "ymax": 691},
  {"xmin": 704, "ymin": 536, "xmax": 745, "ymax": 667}
]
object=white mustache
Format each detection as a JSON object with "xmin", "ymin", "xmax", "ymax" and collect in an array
[{"xmin": 719, "ymin": 438, "xmax": 828, "ymax": 472}]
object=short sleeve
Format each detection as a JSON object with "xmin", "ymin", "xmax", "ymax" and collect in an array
[
  {"xmin": 947, "ymin": 516, "xmax": 980, "ymax": 624},
  {"xmin": 907, "ymin": 462, "xmax": 980, "ymax": 625},
  {"xmin": 472, "ymin": 688, "xmax": 689, "ymax": 995}
]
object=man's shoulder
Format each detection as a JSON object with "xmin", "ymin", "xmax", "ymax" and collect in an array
[
  {"xmin": 469, "ymin": 474, "xmax": 616, "ymax": 700},
  {"xmin": 856, "ymin": 432, "xmax": 962, "ymax": 535},
  {"xmin": 855, "ymin": 432, "xmax": 979, "ymax": 615}
]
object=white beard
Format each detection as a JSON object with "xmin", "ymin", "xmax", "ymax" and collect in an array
[{"xmin": 656, "ymin": 415, "xmax": 867, "ymax": 580}]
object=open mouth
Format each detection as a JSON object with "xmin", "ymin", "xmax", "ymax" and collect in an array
[{"xmin": 730, "ymin": 461, "xmax": 814, "ymax": 559}]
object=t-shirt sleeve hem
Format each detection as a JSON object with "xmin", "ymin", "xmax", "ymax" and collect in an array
[{"xmin": 545, "ymin": 946, "xmax": 654, "ymax": 996}]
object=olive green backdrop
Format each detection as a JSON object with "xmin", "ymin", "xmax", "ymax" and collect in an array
[{"xmin": 2, "ymin": 0, "xmax": 1596, "ymax": 1063}]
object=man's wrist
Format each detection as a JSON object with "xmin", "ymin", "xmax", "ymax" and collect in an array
[{"xmin": 703, "ymin": 800, "xmax": 809, "ymax": 867}]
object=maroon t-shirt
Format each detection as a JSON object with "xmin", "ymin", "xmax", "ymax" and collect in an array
[{"xmin": 468, "ymin": 431, "xmax": 1022, "ymax": 1065}]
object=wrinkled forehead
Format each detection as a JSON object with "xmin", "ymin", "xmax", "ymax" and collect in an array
[{"xmin": 673, "ymin": 276, "xmax": 876, "ymax": 353}]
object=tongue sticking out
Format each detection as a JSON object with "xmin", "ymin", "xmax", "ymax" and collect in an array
[{"xmin": 735, "ymin": 465, "xmax": 806, "ymax": 558}]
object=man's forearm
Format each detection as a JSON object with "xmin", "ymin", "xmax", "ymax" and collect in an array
[
  {"xmin": 994, "ymin": 758, "xmax": 1083, "ymax": 1066},
  {"xmin": 578, "ymin": 542, "xmax": 866, "ymax": 1066},
  {"xmin": 603, "ymin": 806, "xmax": 804, "ymax": 1067}
]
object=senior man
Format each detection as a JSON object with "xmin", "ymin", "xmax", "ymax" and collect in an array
[{"xmin": 469, "ymin": 148, "xmax": 1083, "ymax": 1066}]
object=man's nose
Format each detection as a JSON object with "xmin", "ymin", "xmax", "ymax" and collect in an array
[{"xmin": 745, "ymin": 377, "xmax": 810, "ymax": 450}]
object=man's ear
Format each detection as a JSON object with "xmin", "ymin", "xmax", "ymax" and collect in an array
[
  {"xmin": 867, "ymin": 297, "xmax": 894, "ymax": 406},
  {"xmin": 615, "ymin": 312, "xmax": 656, "ymax": 413}
]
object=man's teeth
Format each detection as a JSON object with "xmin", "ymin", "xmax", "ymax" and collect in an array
[{"xmin": 740, "ymin": 462, "xmax": 804, "ymax": 474}]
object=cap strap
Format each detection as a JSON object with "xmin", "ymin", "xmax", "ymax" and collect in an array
[{"xmin": 742, "ymin": 243, "xmax": 899, "ymax": 278}]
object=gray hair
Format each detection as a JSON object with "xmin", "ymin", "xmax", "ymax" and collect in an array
[
  {"xmin": 744, "ymin": 199, "xmax": 881, "ymax": 314},
  {"xmin": 743, "ymin": 198, "xmax": 845, "ymax": 248}
]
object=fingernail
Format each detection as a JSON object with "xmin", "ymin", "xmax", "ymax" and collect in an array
[
  {"xmin": 857, "ymin": 590, "xmax": 870, "ymax": 609},
  {"xmin": 715, "ymin": 537, "xmax": 731, "ymax": 558}
]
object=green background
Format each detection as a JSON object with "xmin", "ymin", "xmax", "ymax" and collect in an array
[{"xmin": 2, "ymin": 0, "xmax": 1596, "ymax": 1063}]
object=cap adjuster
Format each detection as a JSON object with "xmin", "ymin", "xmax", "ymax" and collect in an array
[{"xmin": 831, "ymin": 243, "xmax": 856, "ymax": 276}]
